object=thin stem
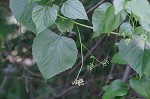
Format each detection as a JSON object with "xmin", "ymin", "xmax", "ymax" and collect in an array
[
  {"xmin": 82, "ymin": 44, "xmax": 104, "ymax": 64},
  {"xmin": 46, "ymin": 0, "xmax": 53, "ymax": 6},
  {"xmin": 110, "ymin": 32, "xmax": 119, "ymax": 36},
  {"xmin": 58, "ymin": 15, "xmax": 93, "ymax": 29},
  {"xmin": 75, "ymin": 25, "xmax": 84, "ymax": 80},
  {"xmin": 74, "ymin": 22, "xmax": 93, "ymax": 29},
  {"xmin": 58, "ymin": 3, "xmax": 64, "ymax": 6},
  {"xmin": 0, "ymin": 76, "xmax": 8, "ymax": 89},
  {"xmin": 46, "ymin": 1, "xmax": 50, "ymax": 6},
  {"xmin": 87, "ymin": 0, "xmax": 106, "ymax": 14}
]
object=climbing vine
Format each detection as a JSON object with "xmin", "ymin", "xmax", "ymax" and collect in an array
[{"xmin": 9, "ymin": 0, "xmax": 150, "ymax": 98}]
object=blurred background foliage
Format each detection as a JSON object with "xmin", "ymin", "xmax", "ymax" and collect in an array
[{"xmin": 1, "ymin": 0, "xmax": 148, "ymax": 99}]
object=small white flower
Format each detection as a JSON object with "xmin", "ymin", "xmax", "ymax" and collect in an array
[{"xmin": 72, "ymin": 78, "xmax": 84, "ymax": 86}]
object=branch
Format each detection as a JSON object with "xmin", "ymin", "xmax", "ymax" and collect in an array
[
  {"xmin": 53, "ymin": 86, "xmax": 77, "ymax": 97},
  {"xmin": 87, "ymin": 0, "xmax": 106, "ymax": 14},
  {"xmin": 122, "ymin": 65, "xmax": 131, "ymax": 82},
  {"xmin": 0, "ymin": 76, "xmax": 8, "ymax": 89}
]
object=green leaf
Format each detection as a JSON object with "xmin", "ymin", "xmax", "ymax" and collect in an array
[
  {"xmin": 92, "ymin": 2, "xmax": 111, "ymax": 37},
  {"xmin": 125, "ymin": 0, "xmax": 150, "ymax": 32},
  {"xmin": 32, "ymin": 5, "xmax": 57, "ymax": 34},
  {"xmin": 113, "ymin": 0, "xmax": 126, "ymax": 14},
  {"xmin": 28, "ymin": 0, "xmax": 40, "ymax": 3},
  {"xmin": 135, "ymin": 26, "xmax": 150, "ymax": 42},
  {"xmin": 9, "ymin": 0, "xmax": 37, "ymax": 33},
  {"xmin": 119, "ymin": 22, "xmax": 133, "ymax": 37},
  {"xmin": 102, "ymin": 79, "xmax": 128, "ymax": 99},
  {"xmin": 32, "ymin": 29, "xmax": 78, "ymax": 79},
  {"xmin": 52, "ymin": 4, "xmax": 59, "ymax": 12},
  {"xmin": 119, "ymin": 35, "xmax": 150, "ymax": 77},
  {"xmin": 56, "ymin": 18, "xmax": 74, "ymax": 32},
  {"xmin": 130, "ymin": 76, "xmax": 150, "ymax": 98},
  {"xmin": 135, "ymin": 26, "xmax": 148, "ymax": 35},
  {"xmin": 92, "ymin": 3, "xmax": 126, "ymax": 37},
  {"xmin": 102, "ymin": 85, "xmax": 110, "ymax": 91},
  {"xmin": 61, "ymin": 0, "xmax": 88, "ymax": 20},
  {"xmin": 111, "ymin": 52, "xmax": 128, "ymax": 65}
]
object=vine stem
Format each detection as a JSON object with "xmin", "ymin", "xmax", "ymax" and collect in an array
[
  {"xmin": 75, "ymin": 25, "xmax": 108, "ymax": 81},
  {"xmin": 46, "ymin": 1, "xmax": 50, "ymax": 6},
  {"xmin": 0, "ymin": 76, "xmax": 8, "ymax": 89},
  {"xmin": 58, "ymin": 15, "xmax": 120, "ymax": 36},
  {"xmin": 110, "ymin": 32, "xmax": 119, "ymax": 36},
  {"xmin": 82, "ymin": 44, "xmax": 104, "ymax": 64},
  {"xmin": 58, "ymin": 15, "xmax": 93, "ymax": 29},
  {"xmin": 74, "ymin": 22, "xmax": 93, "ymax": 29},
  {"xmin": 75, "ymin": 25, "xmax": 84, "ymax": 80}
]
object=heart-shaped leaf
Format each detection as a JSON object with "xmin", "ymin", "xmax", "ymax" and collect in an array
[
  {"xmin": 32, "ymin": 5, "xmax": 57, "ymax": 34},
  {"xmin": 119, "ymin": 22, "xmax": 133, "ymax": 37},
  {"xmin": 56, "ymin": 18, "xmax": 74, "ymax": 32},
  {"xmin": 61, "ymin": 0, "xmax": 88, "ymax": 20},
  {"xmin": 32, "ymin": 29, "xmax": 78, "ymax": 79}
]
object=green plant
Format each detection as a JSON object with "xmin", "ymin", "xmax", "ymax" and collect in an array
[{"xmin": 9, "ymin": 0, "xmax": 150, "ymax": 98}]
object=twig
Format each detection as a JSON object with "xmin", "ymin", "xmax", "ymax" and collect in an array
[
  {"xmin": 105, "ymin": 64, "xmax": 115, "ymax": 85},
  {"xmin": 122, "ymin": 65, "xmax": 131, "ymax": 82},
  {"xmin": 104, "ymin": 34, "xmax": 118, "ymax": 85},
  {"xmin": 87, "ymin": 0, "xmax": 106, "ymax": 14},
  {"xmin": 54, "ymin": 86, "xmax": 77, "ymax": 97},
  {"xmin": 23, "ymin": 65, "xmax": 42, "ymax": 78},
  {"xmin": 53, "ymin": 80, "xmax": 91, "ymax": 98},
  {"xmin": 122, "ymin": 66, "xmax": 133, "ymax": 98},
  {"xmin": 0, "ymin": 76, "xmax": 8, "ymax": 89}
]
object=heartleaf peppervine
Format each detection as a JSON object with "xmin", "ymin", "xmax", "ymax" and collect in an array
[{"xmin": 9, "ymin": 0, "xmax": 150, "ymax": 98}]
